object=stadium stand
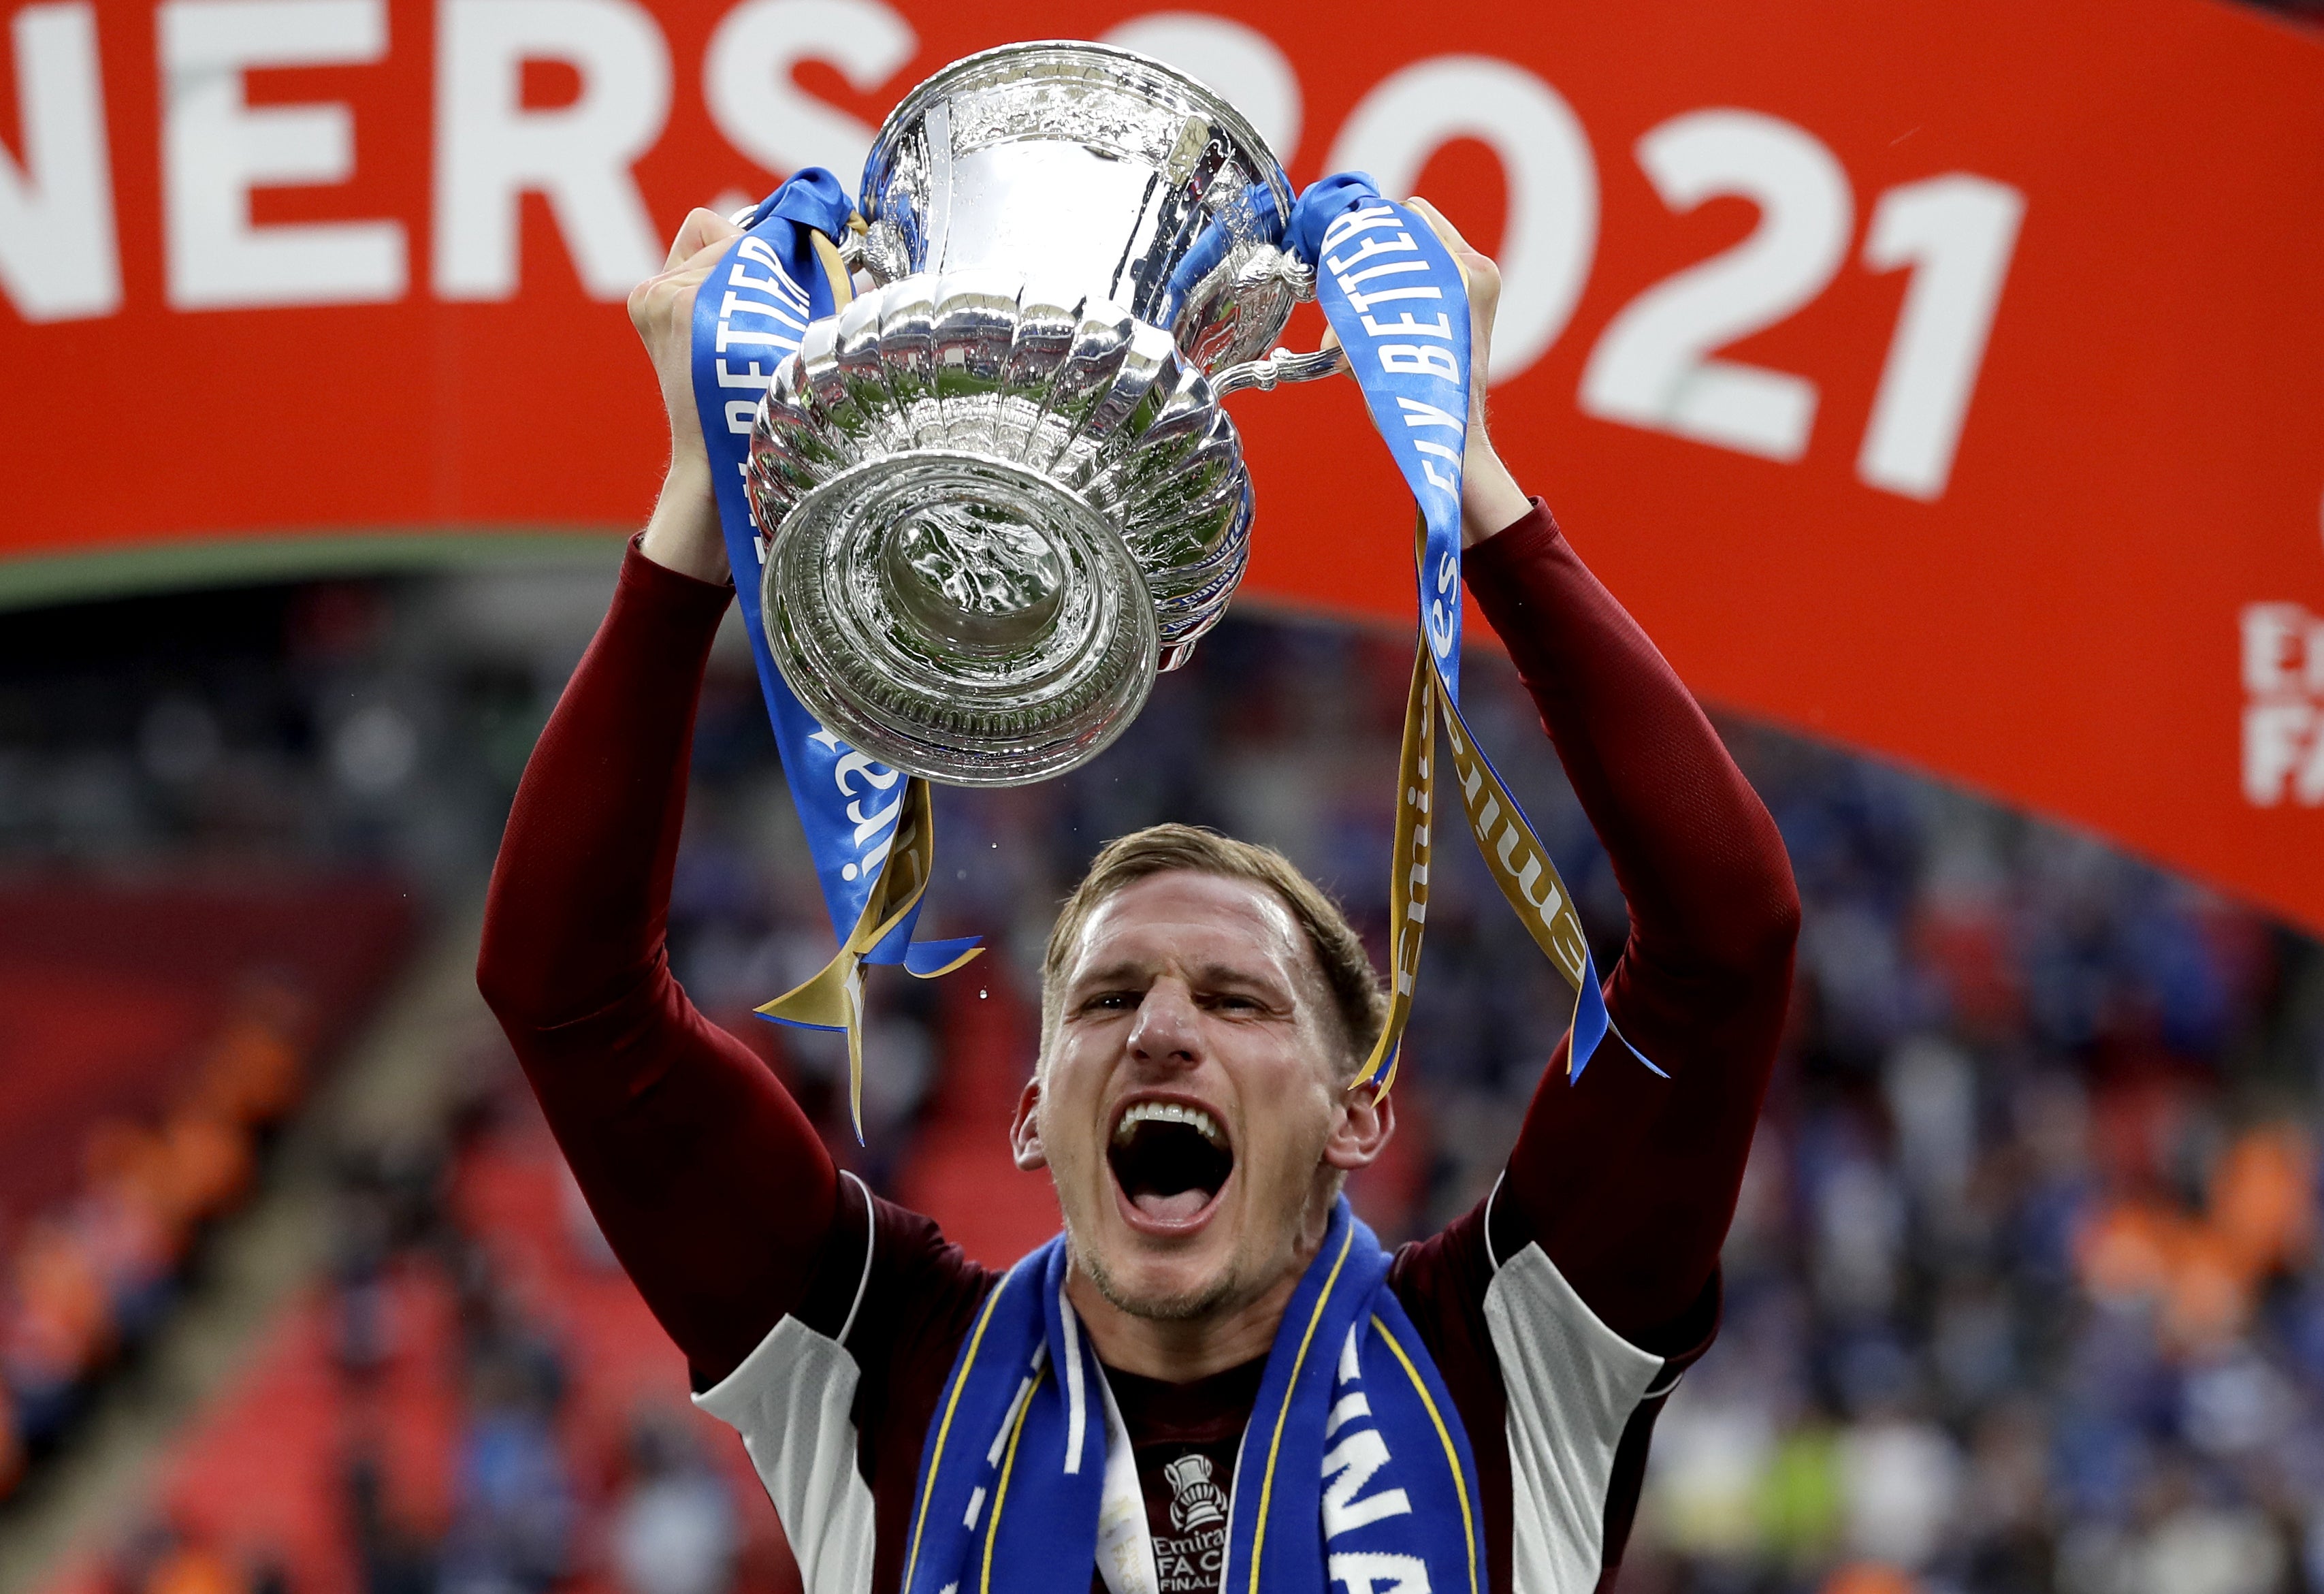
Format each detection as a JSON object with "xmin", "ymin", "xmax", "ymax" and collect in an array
[{"xmin": 0, "ymin": 878, "xmax": 412, "ymax": 1498}]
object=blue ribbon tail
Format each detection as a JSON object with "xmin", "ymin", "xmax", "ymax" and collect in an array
[
  {"xmin": 900, "ymin": 936, "xmax": 982, "ymax": 976},
  {"xmin": 1567, "ymin": 945, "xmax": 1667, "ymax": 1083},
  {"xmin": 757, "ymin": 1010, "xmax": 846, "ymax": 1034}
]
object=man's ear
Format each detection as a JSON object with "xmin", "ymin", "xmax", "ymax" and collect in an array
[
  {"xmin": 1009, "ymin": 1076, "xmax": 1048, "ymax": 1170},
  {"xmin": 1323, "ymin": 1081, "xmax": 1396, "ymax": 1172}
]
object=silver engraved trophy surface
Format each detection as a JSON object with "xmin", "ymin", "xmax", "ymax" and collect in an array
[{"xmin": 747, "ymin": 42, "xmax": 1341, "ymax": 786}]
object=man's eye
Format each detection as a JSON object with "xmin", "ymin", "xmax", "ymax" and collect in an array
[{"xmin": 1084, "ymin": 991, "xmax": 1137, "ymax": 1012}]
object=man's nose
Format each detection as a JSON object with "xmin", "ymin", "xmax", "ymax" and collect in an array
[{"xmin": 1127, "ymin": 981, "xmax": 1202, "ymax": 1066}]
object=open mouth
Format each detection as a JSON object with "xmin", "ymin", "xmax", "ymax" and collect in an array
[{"xmin": 1108, "ymin": 1100, "xmax": 1235, "ymax": 1226}]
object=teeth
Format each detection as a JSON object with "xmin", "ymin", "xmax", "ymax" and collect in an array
[{"xmin": 1115, "ymin": 1101, "xmax": 1227, "ymax": 1149}]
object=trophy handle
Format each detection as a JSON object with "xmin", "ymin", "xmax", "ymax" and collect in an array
[
  {"xmin": 1209, "ymin": 253, "xmax": 1349, "ymax": 397},
  {"xmin": 1210, "ymin": 342, "xmax": 1349, "ymax": 398}
]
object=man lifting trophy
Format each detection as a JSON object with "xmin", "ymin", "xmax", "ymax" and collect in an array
[{"xmin": 481, "ymin": 37, "xmax": 1799, "ymax": 1594}]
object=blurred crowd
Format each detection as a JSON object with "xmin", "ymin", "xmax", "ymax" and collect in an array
[
  {"xmin": 1623, "ymin": 737, "xmax": 2321, "ymax": 1594},
  {"xmin": 0, "ymin": 986, "xmax": 313, "ymax": 1502},
  {"xmin": 85, "ymin": 1038, "xmax": 787, "ymax": 1594},
  {"xmin": 3, "ymin": 563, "xmax": 2319, "ymax": 1594}
]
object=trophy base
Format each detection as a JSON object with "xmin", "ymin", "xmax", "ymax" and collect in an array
[{"xmin": 763, "ymin": 449, "xmax": 1161, "ymax": 787}]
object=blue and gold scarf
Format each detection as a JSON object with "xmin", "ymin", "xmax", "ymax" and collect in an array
[{"xmin": 901, "ymin": 1200, "xmax": 1483, "ymax": 1594}]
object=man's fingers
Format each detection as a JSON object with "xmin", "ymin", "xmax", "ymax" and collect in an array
[
  {"xmin": 636, "ymin": 224, "xmax": 746, "ymax": 325},
  {"xmin": 663, "ymin": 206, "xmax": 743, "ymax": 272},
  {"xmin": 1402, "ymin": 196, "xmax": 1470, "ymax": 257},
  {"xmin": 676, "ymin": 232, "xmax": 735, "ymax": 281}
]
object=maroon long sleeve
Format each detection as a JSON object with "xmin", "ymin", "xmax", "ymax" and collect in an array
[
  {"xmin": 1464, "ymin": 501, "xmax": 1799, "ymax": 1348},
  {"xmin": 477, "ymin": 542, "xmax": 838, "ymax": 1384}
]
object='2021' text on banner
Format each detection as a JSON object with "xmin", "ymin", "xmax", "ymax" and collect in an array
[{"xmin": 3, "ymin": 0, "xmax": 2321, "ymax": 933}]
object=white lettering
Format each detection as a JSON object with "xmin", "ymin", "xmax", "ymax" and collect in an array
[
  {"xmin": 1342, "ymin": 283, "xmax": 1442, "ymax": 316},
  {"xmin": 1329, "ymin": 1552, "xmax": 1430, "ymax": 1594},
  {"xmin": 1328, "ymin": 57, "xmax": 1598, "ymax": 381},
  {"xmin": 1365, "ymin": 310, "xmax": 1453, "ymax": 342},
  {"xmin": 847, "ymin": 793, "xmax": 901, "ymax": 844},
  {"xmin": 1856, "ymin": 174, "xmax": 2024, "ymax": 500},
  {"xmin": 705, "ymin": 0, "xmax": 914, "ymax": 183},
  {"xmin": 1324, "ymin": 229, "xmax": 1417, "ymax": 275},
  {"xmin": 737, "ymin": 234, "xmax": 807, "ymax": 285},
  {"xmin": 1579, "ymin": 110, "xmax": 1852, "ymax": 462},
  {"xmin": 1339, "ymin": 258, "xmax": 1431, "ymax": 291},
  {"xmin": 1396, "ymin": 396, "xmax": 1462, "ymax": 432},
  {"xmin": 1320, "ymin": 1429, "xmax": 1412, "ymax": 1538},
  {"xmin": 1513, "ymin": 853, "xmax": 1563, "ymax": 923},
  {"xmin": 715, "ymin": 320, "xmax": 798, "ymax": 353},
  {"xmin": 2242, "ymin": 603, "xmax": 2315, "ymax": 697},
  {"xmin": 1378, "ymin": 344, "xmax": 1460, "ymax": 383},
  {"xmin": 433, "ymin": 0, "xmax": 670, "ymax": 301},
  {"xmin": 0, "ymin": 2, "xmax": 119, "ymax": 322},
  {"xmin": 1318, "ymin": 202, "xmax": 1402, "ymax": 255},
  {"xmin": 2240, "ymin": 603, "xmax": 2324, "ymax": 807},
  {"xmin": 833, "ymin": 748, "xmax": 901, "ymax": 796},
  {"xmin": 717, "ymin": 357, "xmax": 779, "ymax": 388},
  {"xmin": 2244, "ymin": 703, "xmax": 2322, "ymax": 807},
  {"xmin": 720, "ymin": 286, "xmax": 806, "ymax": 331},
  {"xmin": 160, "ymin": 0, "xmax": 404, "ymax": 310},
  {"xmin": 730, "ymin": 255, "xmax": 808, "ymax": 304}
]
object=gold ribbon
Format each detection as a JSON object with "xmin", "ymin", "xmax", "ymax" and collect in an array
[
  {"xmin": 1351, "ymin": 518, "xmax": 1604, "ymax": 1097},
  {"xmin": 757, "ymin": 774, "xmax": 981, "ymax": 1139}
]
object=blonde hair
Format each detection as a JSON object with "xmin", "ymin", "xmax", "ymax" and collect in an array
[{"xmin": 1040, "ymin": 824, "xmax": 1388, "ymax": 1074}]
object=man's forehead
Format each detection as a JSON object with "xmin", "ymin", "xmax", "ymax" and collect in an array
[{"xmin": 1068, "ymin": 871, "xmax": 1308, "ymax": 976}]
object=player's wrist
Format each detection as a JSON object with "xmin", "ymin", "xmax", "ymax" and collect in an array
[
  {"xmin": 638, "ymin": 456, "xmax": 730, "ymax": 586},
  {"xmin": 1460, "ymin": 442, "xmax": 1532, "ymax": 548}
]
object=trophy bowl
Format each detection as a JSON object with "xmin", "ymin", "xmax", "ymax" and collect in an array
[{"xmin": 747, "ymin": 42, "xmax": 1317, "ymax": 787}]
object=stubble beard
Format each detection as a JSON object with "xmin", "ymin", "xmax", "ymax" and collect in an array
[{"xmin": 1068, "ymin": 1214, "xmax": 1244, "ymax": 1324}]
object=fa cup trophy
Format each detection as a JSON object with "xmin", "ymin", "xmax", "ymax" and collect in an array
[
  {"xmin": 745, "ymin": 42, "xmax": 1341, "ymax": 786},
  {"xmin": 711, "ymin": 42, "xmax": 1643, "ymax": 1108}
]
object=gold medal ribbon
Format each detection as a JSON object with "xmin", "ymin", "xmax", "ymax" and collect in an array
[
  {"xmin": 756, "ymin": 774, "xmax": 981, "ymax": 1138},
  {"xmin": 1352, "ymin": 518, "xmax": 1648, "ymax": 1097}
]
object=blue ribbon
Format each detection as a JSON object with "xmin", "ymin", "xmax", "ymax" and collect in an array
[
  {"xmin": 687, "ymin": 172, "xmax": 976, "ymax": 1006},
  {"xmin": 1286, "ymin": 174, "xmax": 1654, "ymax": 1083}
]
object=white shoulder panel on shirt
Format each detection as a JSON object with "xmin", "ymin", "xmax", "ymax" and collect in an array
[
  {"xmin": 1483, "ymin": 1240, "xmax": 1664, "ymax": 1594},
  {"xmin": 694, "ymin": 1313, "xmax": 877, "ymax": 1594}
]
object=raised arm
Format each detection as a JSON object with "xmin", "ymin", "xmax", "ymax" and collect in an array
[
  {"xmin": 1414, "ymin": 202, "xmax": 1799, "ymax": 1350},
  {"xmin": 477, "ymin": 208, "xmax": 839, "ymax": 1384},
  {"xmin": 1464, "ymin": 504, "xmax": 1796, "ymax": 1348}
]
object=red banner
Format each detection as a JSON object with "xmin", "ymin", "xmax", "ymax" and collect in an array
[{"xmin": 3, "ymin": 0, "xmax": 2321, "ymax": 930}]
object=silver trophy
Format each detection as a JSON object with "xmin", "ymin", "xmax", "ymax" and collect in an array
[{"xmin": 746, "ymin": 42, "xmax": 1343, "ymax": 786}]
